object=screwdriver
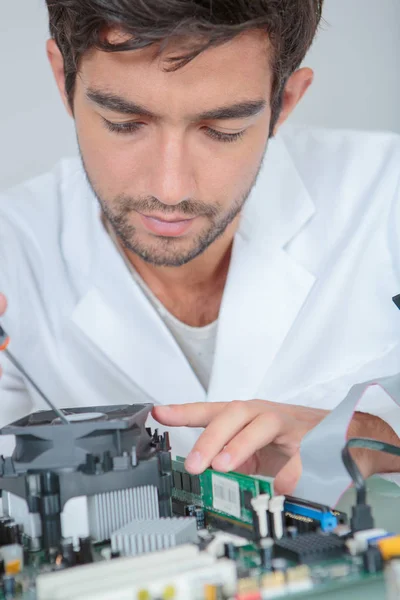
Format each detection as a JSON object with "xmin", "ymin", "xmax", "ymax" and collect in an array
[{"xmin": 0, "ymin": 324, "xmax": 69, "ymax": 425}]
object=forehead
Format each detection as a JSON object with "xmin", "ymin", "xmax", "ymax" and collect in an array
[{"xmin": 79, "ymin": 31, "xmax": 273, "ymax": 115}]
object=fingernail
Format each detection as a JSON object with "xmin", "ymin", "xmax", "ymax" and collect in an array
[
  {"xmin": 213, "ymin": 452, "xmax": 232, "ymax": 471},
  {"xmin": 185, "ymin": 451, "xmax": 203, "ymax": 473}
]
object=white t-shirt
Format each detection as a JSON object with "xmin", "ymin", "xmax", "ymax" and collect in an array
[{"xmin": 104, "ymin": 219, "xmax": 218, "ymax": 391}]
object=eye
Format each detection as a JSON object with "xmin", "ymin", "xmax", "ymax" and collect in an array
[
  {"xmin": 204, "ymin": 127, "xmax": 246, "ymax": 143},
  {"xmin": 102, "ymin": 118, "xmax": 144, "ymax": 135}
]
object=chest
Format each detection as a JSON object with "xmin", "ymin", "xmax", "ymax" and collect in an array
[{"xmin": 159, "ymin": 290, "xmax": 221, "ymax": 327}]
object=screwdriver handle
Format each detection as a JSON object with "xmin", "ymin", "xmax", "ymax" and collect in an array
[{"xmin": 0, "ymin": 324, "xmax": 10, "ymax": 351}]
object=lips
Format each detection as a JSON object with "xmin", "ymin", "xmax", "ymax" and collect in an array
[
  {"xmin": 139, "ymin": 213, "xmax": 196, "ymax": 237},
  {"xmin": 140, "ymin": 212, "xmax": 194, "ymax": 223}
]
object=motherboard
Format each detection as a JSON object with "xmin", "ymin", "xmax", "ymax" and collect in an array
[{"xmin": 0, "ymin": 404, "xmax": 398, "ymax": 600}]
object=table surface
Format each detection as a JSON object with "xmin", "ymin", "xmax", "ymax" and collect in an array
[{"xmin": 301, "ymin": 476, "xmax": 400, "ymax": 599}]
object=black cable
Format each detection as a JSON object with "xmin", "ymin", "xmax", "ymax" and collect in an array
[
  {"xmin": 342, "ymin": 437, "xmax": 400, "ymax": 532},
  {"xmin": 343, "ymin": 437, "xmax": 400, "ymax": 504}
]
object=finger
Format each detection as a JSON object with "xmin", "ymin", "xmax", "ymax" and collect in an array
[
  {"xmin": 185, "ymin": 401, "xmax": 263, "ymax": 474},
  {"xmin": 274, "ymin": 453, "xmax": 302, "ymax": 495},
  {"xmin": 152, "ymin": 402, "xmax": 227, "ymax": 428},
  {"xmin": 0, "ymin": 294, "xmax": 7, "ymax": 315},
  {"xmin": 211, "ymin": 412, "xmax": 283, "ymax": 473},
  {"xmin": 235, "ymin": 455, "xmax": 259, "ymax": 476}
]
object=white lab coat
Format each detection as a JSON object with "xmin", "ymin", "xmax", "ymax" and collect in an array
[{"xmin": 1, "ymin": 125, "xmax": 400, "ymax": 461}]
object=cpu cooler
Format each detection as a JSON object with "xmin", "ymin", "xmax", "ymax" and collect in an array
[{"xmin": 0, "ymin": 404, "xmax": 173, "ymax": 552}]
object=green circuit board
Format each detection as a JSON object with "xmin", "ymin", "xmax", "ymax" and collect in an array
[
  {"xmin": 0, "ymin": 461, "xmax": 392, "ymax": 600},
  {"xmin": 172, "ymin": 456, "xmax": 273, "ymax": 523}
]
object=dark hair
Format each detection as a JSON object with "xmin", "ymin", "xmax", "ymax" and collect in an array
[{"xmin": 46, "ymin": 0, "xmax": 324, "ymax": 129}]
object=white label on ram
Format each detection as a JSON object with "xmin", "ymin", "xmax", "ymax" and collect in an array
[{"xmin": 211, "ymin": 474, "xmax": 241, "ymax": 519}]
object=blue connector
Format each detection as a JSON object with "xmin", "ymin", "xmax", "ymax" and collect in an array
[{"xmin": 284, "ymin": 497, "xmax": 338, "ymax": 532}]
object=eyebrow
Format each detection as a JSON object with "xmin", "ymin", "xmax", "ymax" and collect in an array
[{"xmin": 86, "ymin": 88, "xmax": 267, "ymax": 121}]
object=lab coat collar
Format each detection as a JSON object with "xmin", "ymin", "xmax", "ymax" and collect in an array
[
  {"xmin": 63, "ymin": 130, "xmax": 316, "ymax": 407},
  {"xmin": 238, "ymin": 133, "xmax": 315, "ymax": 250},
  {"xmin": 65, "ymin": 192, "xmax": 206, "ymax": 407},
  {"xmin": 207, "ymin": 133, "xmax": 317, "ymax": 403}
]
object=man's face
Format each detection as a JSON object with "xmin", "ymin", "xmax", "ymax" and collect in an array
[{"xmin": 73, "ymin": 32, "xmax": 273, "ymax": 266}]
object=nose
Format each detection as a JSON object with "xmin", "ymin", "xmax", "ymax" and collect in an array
[{"xmin": 149, "ymin": 131, "xmax": 195, "ymax": 207}]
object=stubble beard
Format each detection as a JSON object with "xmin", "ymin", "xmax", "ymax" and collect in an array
[{"xmin": 80, "ymin": 150, "xmax": 266, "ymax": 267}]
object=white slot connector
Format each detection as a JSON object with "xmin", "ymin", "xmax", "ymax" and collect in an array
[
  {"xmin": 36, "ymin": 544, "xmax": 237, "ymax": 600},
  {"xmin": 37, "ymin": 544, "xmax": 199, "ymax": 599},
  {"xmin": 269, "ymin": 495, "xmax": 285, "ymax": 540},
  {"xmin": 74, "ymin": 560, "xmax": 236, "ymax": 600},
  {"xmin": 250, "ymin": 494, "xmax": 270, "ymax": 538}
]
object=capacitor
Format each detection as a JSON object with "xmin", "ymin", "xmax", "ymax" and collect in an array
[
  {"xmin": 272, "ymin": 558, "xmax": 289, "ymax": 573},
  {"xmin": 259, "ymin": 537, "xmax": 274, "ymax": 570},
  {"xmin": 162, "ymin": 432, "xmax": 171, "ymax": 451},
  {"xmin": 363, "ymin": 546, "xmax": 384, "ymax": 574},
  {"xmin": 102, "ymin": 450, "xmax": 113, "ymax": 472},
  {"xmin": 111, "ymin": 550, "xmax": 120, "ymax": 559},
  {"xmin": 61, "ymin": 538, "xmax": 76, "ymax": 567},
  {"xmin": 3, "ymin": 575, "xmax": 16, "ymax": 597},
  {"xmin": 223, "ymin": 542, "xmax": 236, "ymax": 560},
  {"xmin": 287, "ymin": 526, "xmax": 298, "ymax": 539},
  {"xmin": 0, "ymin": 519, "xmax": 13, "ymax": 545},
  {"xmin": 195, "ymin": 508, "xmax": 205, "ymax": 530},
  {"xmin": 185, "ymin": 505, "xmax": 197, "ymax": 517},
  {"xmin": 40, "ymin": 471, "xmax": 62, "ymax": 554},
  {"xmin": 78, "ymin": 537, "xmax": 94, "ymax": 564},
  {"xmin": 82, "ymin": 454, "xmax": 97, "ymax": 475},
  {"xmin": 131, "ymin": 447, "xmax": 138, "ymax": 467},
  {"xmin": 5, "ymin": 524, "xmax": 21, "ymax": 545}
]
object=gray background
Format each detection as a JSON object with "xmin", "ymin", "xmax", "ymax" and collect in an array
[{"xmin": 1, "ymin": 0, "xmax": 399, "ymax": 192}]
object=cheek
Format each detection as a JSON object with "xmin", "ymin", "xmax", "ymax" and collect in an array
[
  {"xmin": 76, "ymin": 113, "xmax": 148, "ymax": 194},
  {"xmin": 203, "ymin": 138, "xmax": 266, "ymax": 204}
]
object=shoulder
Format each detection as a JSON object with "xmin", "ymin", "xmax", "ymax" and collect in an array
[
  {"xmin": 275, "ymin": 125, "xmax": 400, "ymax": 276},
  {"xmin": 280, "ymin": 124, "xmax": 400, "ymax": 169},
  {"xmin": 0, "ymin": 157, "xmax": 97, "ymax": 276},
  {"xmin": 0, "ymin": 157, "xmax": 85, "ymax": 236},
  {"xmin": 0, "ymin": 157, "xmax": 95, "ymax": 299},
  {"xmin": 280, "ymin": 124, "xmax": 399, "ymax": 188},
  {"xmin": 279, "ymin": 124, "xmax": 400, "ymax": 222}
]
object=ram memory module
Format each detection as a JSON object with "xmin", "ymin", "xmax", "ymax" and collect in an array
[{"xmin": 172, "ymin": 457, "xmax": 273, "ymax": 524}]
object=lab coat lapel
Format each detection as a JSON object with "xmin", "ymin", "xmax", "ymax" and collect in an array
[
  {"xmin": 62, "ymin": 171, "xmax": 206, "ymax": 407},
  {"xmin": 208, "ymin": 134, "xmax": 317, "ymax": 403}
]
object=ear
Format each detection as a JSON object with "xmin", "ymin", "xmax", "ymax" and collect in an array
[
  {"xmin": 273, "ymin": 67, "xmax": 314, "ymax": 136},
  {"xmin": 46, "ymin": 39, "xmax": 74, "ymax": 118}
]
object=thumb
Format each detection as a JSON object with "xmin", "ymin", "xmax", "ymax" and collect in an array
[{"xmin": 274, "ymin": 453, "xmax": 302, "ymax": 495}]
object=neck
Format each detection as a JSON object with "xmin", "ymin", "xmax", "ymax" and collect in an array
[{"xmin": 124, "ymin": 217, "xmax": 239, "ymax": 293}]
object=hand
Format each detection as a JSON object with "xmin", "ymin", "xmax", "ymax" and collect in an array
[
  {"xmin": 0, "ymin": 294, "xmax": 7, "ymax": 378},
  {"xmin": 153, "ymin": 400, "xmax": 329, "ymax": 494}
]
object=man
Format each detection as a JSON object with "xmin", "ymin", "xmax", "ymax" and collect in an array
[{"xmin": 1, "ymin": 0, "xmax": 400, "ymax": 497}]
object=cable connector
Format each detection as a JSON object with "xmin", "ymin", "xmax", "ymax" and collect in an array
[{"xmin": 350, "ymin": 503, "xmax": 374, "ymax": 533}]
